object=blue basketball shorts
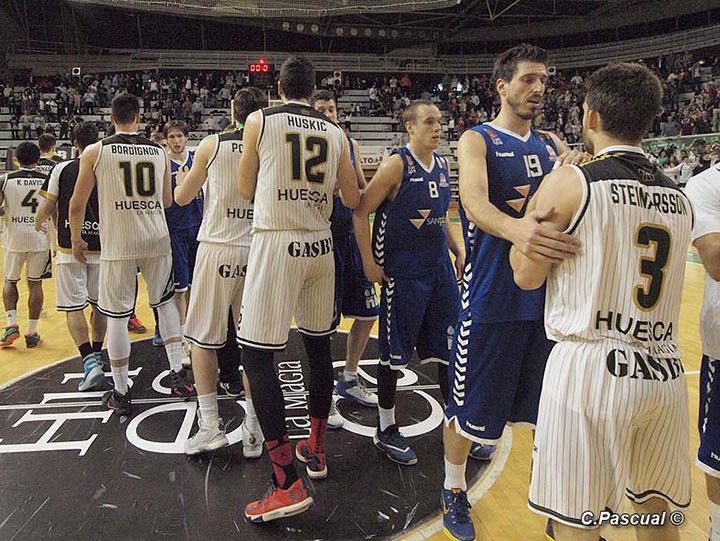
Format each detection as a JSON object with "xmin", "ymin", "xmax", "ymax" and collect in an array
[
  {"xmin": 333, "ymin": 232, "xmax": 379, "ymax": 327},
  {"xmin": 170, "ymin": 225, "xmax": 200, "ymax": 292}
]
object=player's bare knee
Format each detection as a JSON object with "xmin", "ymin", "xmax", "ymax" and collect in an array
[
  {"xmin": 552, "ymin": 522, "xmax": 600, "ymax": 541},
  {"xmin": 631, "ymin": 496, "xmax": 669, "ymax": 515}
]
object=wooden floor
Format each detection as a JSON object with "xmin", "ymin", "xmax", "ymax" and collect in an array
[{"xmin": 0, "ymin": 246, "xmax": 710, "ymax": 541}]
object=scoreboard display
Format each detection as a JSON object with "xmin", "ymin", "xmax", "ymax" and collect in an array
[{"xmin": 249, "ymin": 60, "xmax": 275, "ymax": 86}]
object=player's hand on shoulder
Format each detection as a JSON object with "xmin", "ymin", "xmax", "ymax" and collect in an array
[
  {"xmin": 71, "ymin": 237, "xmax": 89, "ymax": 264},
  {"xmin": 364, "ymin": 260, "xmax": 389, "ymax": 284},
  {"xmin": 555, "ymin": 149, "xmax": 592, "ymax": 167},
  {"xmin": 514, "ymin": 207, "xmax": 580, "ymax": 263}
]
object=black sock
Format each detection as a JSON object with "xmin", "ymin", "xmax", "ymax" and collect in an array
[
  {"xmin": 152, "ymin": 308, "xmax": 160, "ymax": 334},
  {"xmin": 79, "ymin": 342, "xmax": 93, "ymax": 360},
  {"xmin": 92, "ymin": 341, "xmax": 103, "ymax": 354},
  {"xmin": 437, "ymin": 363, "xmax": 449, "ymax": 406},
  {"xmin": 377, "ymin": 363, "xmax": 398, "ymax": 410},
  {"xmin": 218, "ymin": 310, "xmax": 241, "ymax": 383},
  {"xmin": 240, "ymin": 346, "xmax": 288, "ymax": 443},
  {"xmin": 301, "ymin": 334, "xmax": 333, "ymax": 419}
]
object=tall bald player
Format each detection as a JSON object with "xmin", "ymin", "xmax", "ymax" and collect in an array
[
  {"xmin": 177, "ymin": 87, "xmax": 267, "ymax": 459},
  {"xmin": 237, "ymin": 56, "xmax": 359, "ymax": 523},
  {"xmin": 512, "ymin": 63, "xmax": 693, "ymax": 541},
  {"xmin": 70, "ymin": 92, "xmax": 194, "ymax": 418}
]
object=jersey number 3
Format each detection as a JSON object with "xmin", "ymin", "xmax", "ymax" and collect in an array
[{"xmin": 633, "ymin": 224, "xmax": 671, "ymax": 310}]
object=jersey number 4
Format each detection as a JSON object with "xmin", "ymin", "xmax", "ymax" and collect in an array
[
  {"xmin": 119, "ymin": 161, "xmax": 156, "ymax": 196},
  {"xmin": 286, "ymin": 134, "xmax": 328, "ymax": 184},
  {"xmin": 21, "ymin": 190, "xmax": 39, "ymax": 214},
  {"xmin": 633, "ymin": 224, "xmax": 671, "ymax": 310}
]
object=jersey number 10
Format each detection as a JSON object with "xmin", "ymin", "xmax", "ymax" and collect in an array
[{"xmin": 119, "ymin": 161, "xmax": 156, "ymax": 197}]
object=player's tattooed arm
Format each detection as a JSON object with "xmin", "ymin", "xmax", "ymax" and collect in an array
[
  {"xmin": 175, "ymin": 136, "xmax": 211, "ymax": 206},
  {"xmin": 352, "ymin": 153, "xmax": 403, "ymax": 283},
  {"xmin": 336, "ymin": 135, "xmax": 360, "ymax": 209},
  {"xmin": 237, "ymin": 110, "xmax": 261, "ymax": 200},
  {"xmin": 458, "ymin": 130, "xmax": 579, "ymax": 262},
  {"xmin": 69, "ymin": 141, "xmax": 100, "ymax": 263},
  {"xmin": 510, "ymin": 165, "xmax": 584, "ymax": 290}
]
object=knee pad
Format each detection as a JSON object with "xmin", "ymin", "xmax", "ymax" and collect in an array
[
  {"xmin": 106, "ymin": 317, "xmax": 131, "ymax": 360},
  {"xmin": 157, "ymin": 302, "xmax": 181, "ymax": 341}
]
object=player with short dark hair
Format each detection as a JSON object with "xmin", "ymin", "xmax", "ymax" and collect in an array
[
  {"xmin": 440, "ymin": 43, "xmax": 586, "ymax": 541},
  {"xmin": 353, "ymin": 99, "xmax": 464, "ymax": 466},
  {"xmin": 512, "ymin": 62, "xmax": 691, "ymax": 541},
  {"xmin": 69, "ymin": 92, "xmax": 194, "ymax": 418},
  {"xmin": 36, "ymin": 122, "xmax": 107, "ymax": 391},
  {"xmin": 179, "ymin": 87, "xmax": 267, "ymax": 459},
  {"xmin": 0, "ymin": 141, "xmax": 50, "ymax": 348},
  {"xmin": 237, "ymin": 55, "xmax": 360, "ymax": 522},
  {"xmin": 311, "ymin": 89, "xmax": 380, "ymax": 419}
]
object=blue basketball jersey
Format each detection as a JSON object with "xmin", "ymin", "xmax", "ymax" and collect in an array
[
  {"xmin": 166, "ymin": 150, "xmax": 203, "ymax": 231},
  {"xmin": 330, "ymin": 137, "xmax": 356, "ymax": 238},
  {"xmin": 462, "ymin": 123, "xmax": 559, "ymax": 322},
  {"xmin": 372, "ymin": 145, "xmax": 452, "ymax": 278}
]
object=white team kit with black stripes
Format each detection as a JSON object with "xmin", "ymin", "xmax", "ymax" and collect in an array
[
  {"xmin": 185, "ymin": 128, "xmax": 254, "ymax": 348},
  {"xmin": 1, "ymin": 168, "xmax": 51, "ymax": 282},
  {"xmin": 238, "ymin": 101, "xmax": 345, "ymax": 350},
  {"xmin": 39, "ymin": 158, "xmax": 101, "ymax": 311},
  {"xmin": 93, "ymin": 132, "xmax": 174, "ymax": 318},
  {"xmin": 529, "ymin": 146, "xmax": 694, "ymax": 526}
]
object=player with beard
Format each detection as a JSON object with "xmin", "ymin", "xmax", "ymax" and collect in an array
[{"xmin": 441, "ymin": 44, "xmax": 587, "ymax": 541}]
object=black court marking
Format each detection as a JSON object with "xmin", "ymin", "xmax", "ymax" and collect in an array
[{"xmin": 0, "ymin": 331, "xmax": 491, "ymax": 540}]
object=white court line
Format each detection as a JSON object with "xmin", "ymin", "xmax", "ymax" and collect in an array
[{"xmin": 686, "ymin": 370, "xmax": 700, "ymax": 376}]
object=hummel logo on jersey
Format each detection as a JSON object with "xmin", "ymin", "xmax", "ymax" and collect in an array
[
  {"xmin": 410, "ymin": 177, "xmax": 424, "ymax": 182},
  {"xmin": 410, "ymin": 209, "xmax": 432, "ymax": 229},
  {"xmin": 506, "ymin": 185, "xmax": 531, "ymax": 213},
  {"xmin": 495, "ymin": 151, "xmax": 515, "ymax": 158}
]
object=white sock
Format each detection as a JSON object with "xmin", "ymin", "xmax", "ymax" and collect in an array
[
  {"xmin": 444, "ymin": 456, "xmax": 468, "ymax": 491},
  {"xmin": 710, "ymin": 501, "xmax": 720, "ymax": 541},
  {"xmin": 378, "ymin": 406, "xmax": 395, "ymax": 431},
  {"xmin": 244, "ymin": 398, "xmax": 258, "ymax": 429},
  {"xmin": 197, "ymin": 392, "xmax": 219, "ymax": 426},
  {"xmin": 28, "ymin": 319, "xmax": 39, "ymax": 334},
  {"xmin": 343, "ymin": 369, "xmax": 357, "ymax": 382},
  {"xmin": 165, "ymin": 341, "xmax": 183, "ymax": 372},
  {"xmin": 111, "ymin": 364, "xmax": 129, "ymax": 395},
  {"xmin": 7, "ymin": 310, "xmax": 17, "ymax": 327}
]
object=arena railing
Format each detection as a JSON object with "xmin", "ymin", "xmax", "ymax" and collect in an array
[{"xmin": 7, "ymin": 22, "xmax": 720, "ymax": 74}]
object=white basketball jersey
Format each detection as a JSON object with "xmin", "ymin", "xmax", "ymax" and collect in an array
[
  {"xmin": 1, "ymin": 168, "xmax": 49, "ymax": 252},
  {"xmin": 545, "ymin": 146, "xmax": 693, "ymax": 358},
  {"xmin": 198, "ymin": 130, "xmax": 253, "ymax": 247},
  {"xmin": 253, "ymin": 102, "xmax": 344, "ymax": 232},
  {"xmin": 93, "ymin": 132, "xmax": 170, "ymax": 260}
]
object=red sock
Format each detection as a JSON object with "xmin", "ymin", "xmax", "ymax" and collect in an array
[
  {"xmin": 266, "ymin": 435, "xmax": 298, "ymax": 489},
  {"xmin": 308, "ymin": 416, "xmax": 327, "ymax": 453}
]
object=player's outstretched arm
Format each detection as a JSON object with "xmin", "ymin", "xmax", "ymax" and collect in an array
[
  {"xmin": 69, "ymin": 142, "xmax": 100, "ymax": 263},
  {"xmin": 459, "ymin": 130, "xmax": 580, "ymax": 262},
  {"xmin": 685, "ymin": 176, "xmax": 720, "ymax": 281},
  {"xmin": 445, "ymin": 218, "xmax": 465, "ymax": 282},
  {"xmin": 510, "ymin": 165, "xmax": 584, "ymax": 290},
  {"xmin": 545, "ymin": 131, "xmax": 591, "ymax": 166},
  {"xmin": 162, "ymin": 151, "xmax": 172, "ymax": 208},
  {"xmin": 175, "ymin": 136, "xmax": 212, "ymax": 206},
  {"xmin": 350, "ymin": 137, "xmax": 368, "ymax": 190},
  {"xmin": 336, "ymin": 136, "xmax": 360, "ymax": 209},
  {"xmin": 352, "ymin": 153, "xmax": 403, "ymax": 283},
  {"xmin": 237, "ymin": 110, "xmax": 261, "ymax": 200}
]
